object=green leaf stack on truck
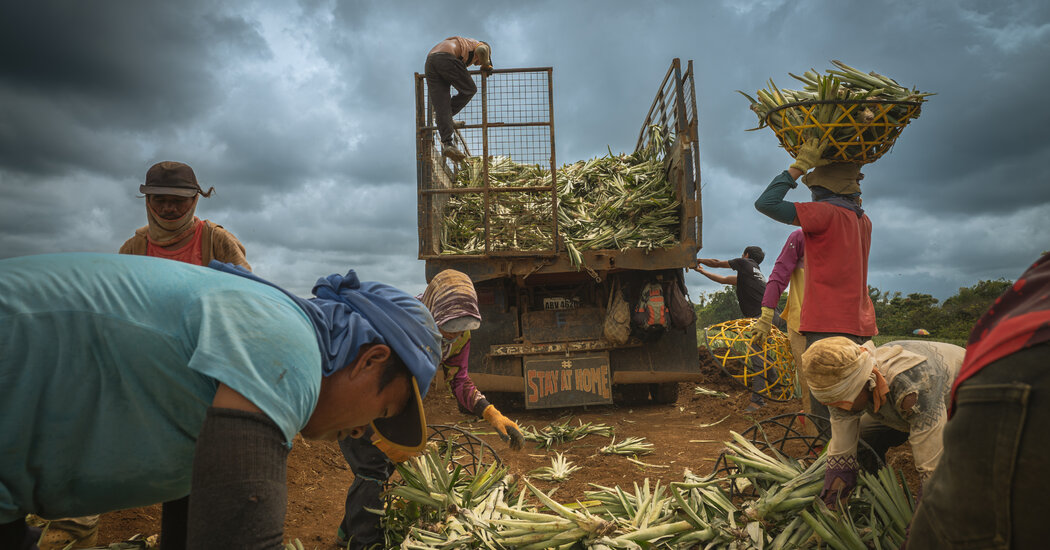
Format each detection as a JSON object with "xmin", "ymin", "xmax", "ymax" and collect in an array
[{"xmin": 415, "ymin": 59, "xmax": 703, "ymax": 409}]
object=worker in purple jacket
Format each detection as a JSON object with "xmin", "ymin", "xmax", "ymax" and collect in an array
[
  {"xmin": 749, "ymin": 229, "xmax": 825, "ymax": 424},
  {"xmin": 335, "ymin": 269, "xmax": 523, "ymax": 549}
]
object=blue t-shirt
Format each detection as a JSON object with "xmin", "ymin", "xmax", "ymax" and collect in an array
[{"xmin": 0, "ymin": 253, "xmax": 322, "ymax": 521}]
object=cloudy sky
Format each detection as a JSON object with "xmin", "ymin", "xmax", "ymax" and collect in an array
[{"xmin": 1, "ymin": 0, "xmax": 1047, "ymax": 303}]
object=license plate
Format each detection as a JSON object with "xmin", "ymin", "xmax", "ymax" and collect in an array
[
  {"xmin": 524, "ymin": 352, "xmax": 612, "ymax": 408},
  {"xmin": 543, "ymin": 297, "xmax": 579, "ymax": 310}
]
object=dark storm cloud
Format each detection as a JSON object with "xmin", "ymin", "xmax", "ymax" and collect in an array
[
  {"xmin": 0, "ymin": 2, "xmax": 269, "ymax": 179},
  {"xmin": 856, "ymin": 3, "xmax": 1050, "ymax": 214},
  {"xmin": 217, "ymin": 182, "xmax": 419, "ymax": 255},
  {"xmin": 0, "ymin": 0, "xmax": 1047, "ymax": 301}
]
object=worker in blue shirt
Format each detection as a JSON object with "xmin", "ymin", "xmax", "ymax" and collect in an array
[{"xmin": 0, "ymin": 253, "xmax": 440, "ymax": 550}]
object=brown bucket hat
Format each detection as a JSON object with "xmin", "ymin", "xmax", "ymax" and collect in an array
[{"xmin": 141, "ymin": 161, "xmax": 203, "ymax": 197}]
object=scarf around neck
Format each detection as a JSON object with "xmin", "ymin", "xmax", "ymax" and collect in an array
[{"xmin": 146, "ymin": 196, "xmax": 200, "ymax": 246}]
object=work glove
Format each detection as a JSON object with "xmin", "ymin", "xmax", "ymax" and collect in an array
[
  {"xmin": 819, "ymin": 455, "xmax": 859, "ymax": 510},
  {"xmin": 749, "ymin": 307, "xmax": 775, "ymax": 348},
  {"xmin": 482, "ymin": 404, "xmax": 524, "ymax": 450},
  {"xmin": 790, "ymin": 138, "xmax": 831, "ymax": 173},
  {"xmin": 372, "ymin": 433, "xmax": 422, "ymax": 463},
  {"xmin": 480, "ymin": 64, "xmax": 494, "ymax": 77}
]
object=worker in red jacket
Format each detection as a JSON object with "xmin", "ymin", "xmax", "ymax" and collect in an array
[
  {"xmin": 908, "ymin": 252, "xmax": 1050, "ymax": 549},
  {"xmin": 754, "ymin": 139, "xmax": 878, "ymax": 433}
]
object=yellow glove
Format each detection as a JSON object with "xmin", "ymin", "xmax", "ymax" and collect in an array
[
  {"xmin": 371, "ymin": 433, "xmax": 422, "ymax": 463},
  {"xmin": 749, "ymin": 307, "xmax": 775, "ymax": 349},
  {"xmin": 790, "ymin": 138, "xmax": 831, "ymax": 173},
  {"xmin": 482, "ymin": 404, "xmax": 524, "ymax": 450}
]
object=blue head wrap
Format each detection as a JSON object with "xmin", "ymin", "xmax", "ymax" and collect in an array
[{"xmin": 208, "ymin": 262, "xmax": 440, "ymax": 397}]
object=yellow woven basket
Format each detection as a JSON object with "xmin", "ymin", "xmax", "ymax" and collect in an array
[
  {"xmin": 766, "ymin": 99, "xmax": 922, "ymax": 165},
  {"xmin": 704, "ymin": 318, "xmax": 798, "ymax": 401}
]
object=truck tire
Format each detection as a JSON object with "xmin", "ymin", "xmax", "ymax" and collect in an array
[
  {"xmin": 485, "ymin": 391, "xmax": 524, "ymax": 412},
  {"xmin": 615, "ymin": 384, "xmax": 652, "ymax": 405},
  {"xmin": 650, "ymin": 382, "xmax": 679, "ymax": 404}
]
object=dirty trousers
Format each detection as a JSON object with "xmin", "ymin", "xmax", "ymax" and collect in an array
[
  {"xmin": 908, "ymin": 342, "xmax": 1050, "ymax": 549},
  {"xmin": 425, "ymin": 52, "xmax": 476, "ymax": 144},
  {"xmin": 339, "ymin": 427, "xmax": 395, "ymax": 549}
]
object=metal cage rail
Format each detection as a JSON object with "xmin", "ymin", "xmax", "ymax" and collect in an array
[
  {"xmin": 416, "ymin": 67, "xmax": 558, "ymax": 259},
  {"xmin": 637, "ymin": 58, "xmax": 701, "ymax": 250}
]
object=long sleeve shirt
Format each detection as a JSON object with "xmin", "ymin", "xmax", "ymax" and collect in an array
[
  {"xmin": 442, "ymin": 331, "xmax": 490, "ymax": 417},
  {"xmin": 827, "ymin": 341, "xmax": 965, "ymax": 478},
  {"xmin": 754, "ymin": 170, "xmax": 800, "ymax": 224},
  {"xmin": 754, "ymin": 171, "xmax": 876, "ymax": 337},
  {"xmin": 762, "ymin": 229, "xmax": 805, "ymax": 332}
]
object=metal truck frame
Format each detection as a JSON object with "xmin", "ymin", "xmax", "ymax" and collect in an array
[{"xmin": 415, "ymin": 58, "xmax": 702, "ymax": 408}]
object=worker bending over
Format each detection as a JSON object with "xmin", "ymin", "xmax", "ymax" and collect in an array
[
  {"xmin": 0, "ymin": 253, "xmax": 440, "ymax": 550},
  {"xmin": 336, "ymin": 269, "xmax": 523, "ymax": 549},
  {"xmin": 800, "ymin": 337, "xmax": 964, "ymax": 509}
]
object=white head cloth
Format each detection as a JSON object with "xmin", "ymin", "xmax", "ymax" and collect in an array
[{"xmin": 801, "ymin": 338, "xmax": 878, "ymax": 404}]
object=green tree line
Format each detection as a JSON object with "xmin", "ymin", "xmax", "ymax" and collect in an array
[{"xmin": 693, "ymin": 278, "xmax": 1012, "ymax": 341}]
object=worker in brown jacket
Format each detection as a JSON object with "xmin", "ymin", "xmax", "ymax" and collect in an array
[
  {"xmin": 119, "ymin": 161, "xmax": 250, "ymax": 270},
  {"xmin": 425, "ymin": 36, "xmax": 492, "ymax": 162}
]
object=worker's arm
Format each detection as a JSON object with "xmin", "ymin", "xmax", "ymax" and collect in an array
[
  {"xmin": 907, "ymin": 413, "xmax": 945, "ymax": 484},
  {"xmin": 696, "ymin": 258, "xmax": 731, "ymax": 269},
  {"xmin": 896, "ymin": 363, "xmax": 953, "ymax": 482},
  {"xmin": 695, "ymin": 266, "xmax": 736, "ymax": 285},
  {"xmin": 442, "ymin": 338, "xmax": 491, "ymax": 416},
  {"xmin": 183, "ymin": 384, "xmax": 288, "ymax": 548},
  {"xmin": 761, "ymin": 231, "xmax": 804, "ymax": 309},
  {"xmin": 754, "ymin": 171, "xmax": 801, "ymax": 225},
  {"xmin": 821, "ymin": 410, "xmax": 862, "ymax": 510},
  {"xmin": 209, "ymin": 224, "xmax": 252, "ymax": 272},
  {"xmin": 445, "ymin": 338, "xmax": 524, "ymax": 449},
  {"xmin": 209, "ymin": 383, "xmax": 263, "ymax": 412}
]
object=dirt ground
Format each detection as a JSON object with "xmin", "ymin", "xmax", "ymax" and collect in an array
[{"xmin": 91, "ymin": 352, "xmax": 915, "ymax": 548}]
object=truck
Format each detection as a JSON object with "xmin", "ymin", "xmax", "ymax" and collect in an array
[{"xmin": 415, "ymin": 58, "xmax": 702, "ymax": 408}]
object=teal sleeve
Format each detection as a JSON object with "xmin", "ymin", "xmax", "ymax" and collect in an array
[{"xmin": 754, "ymin": 171, "xmax": 799, "ymax": 224}]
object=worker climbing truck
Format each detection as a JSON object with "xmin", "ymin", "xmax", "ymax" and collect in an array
[{"xmin": 415, "ymin": 58, "xmax": 702, "ymax": 408}]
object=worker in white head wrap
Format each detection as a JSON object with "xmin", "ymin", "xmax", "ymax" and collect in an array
[{"xmin": 801, "ymin": 337, "xmax": 964, "ymax": 509}]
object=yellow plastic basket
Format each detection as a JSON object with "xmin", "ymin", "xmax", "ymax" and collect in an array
[
  {"xmin": 704, "ymin": 318, "xmax": 798, "ymax": 401},
  {"xmin": 765, "ymin": 99, "xmax": 922, "ymax": 164}
]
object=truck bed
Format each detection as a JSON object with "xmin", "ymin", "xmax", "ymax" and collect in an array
[{"xmin": 416, "ymin": 59, "xmax": 701, "ymax": 274}]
